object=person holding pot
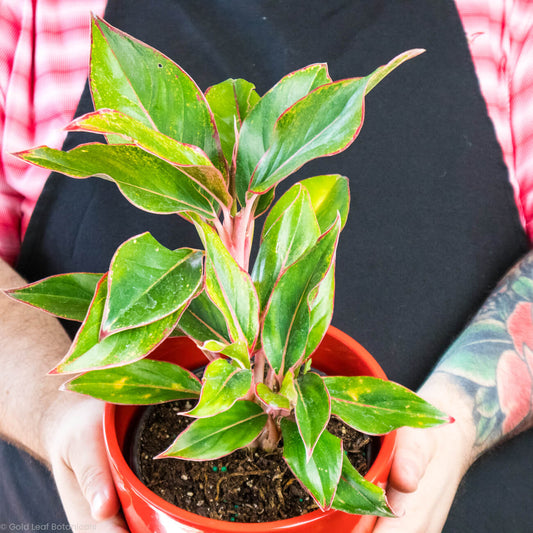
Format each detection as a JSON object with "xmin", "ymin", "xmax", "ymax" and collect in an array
[{"xmin": 1, "ymin": 0, "xmax": 532, "ymax": 531}]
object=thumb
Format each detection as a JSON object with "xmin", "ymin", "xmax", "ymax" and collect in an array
[
  {"xmin": 68, "ymin": 434, "xmax": 121, "ymax": 521},
  {"xmin": 51, "ymin": 436, "xmax": 127, "ymax": 532},
  {"xmin": 46, "ymin": 399, "xmax": 126, "ymax": 530},
  {"xmin": 387, "ymin": 427, "xmax": 436, "ymax": 493}
]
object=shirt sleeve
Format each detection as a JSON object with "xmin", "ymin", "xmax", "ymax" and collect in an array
[
  {"xmin": 456, "ymin": 0, "xmax": 533, "ymax": 245},
  {"xmin": 0, "ymin": 0, "xmax": 106, "ymax": 265},
  {"xmin": 1, "ymin": 1, "xmax": 531, "ymax": 266}
]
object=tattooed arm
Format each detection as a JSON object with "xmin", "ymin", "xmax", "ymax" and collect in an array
[
  {"xmin": 434, "ymin": 251, "xmax": 533, "ymax": 450},
  {"xmin": 373, "ymin": 250, "xmax": 533, "ymax": 532}
]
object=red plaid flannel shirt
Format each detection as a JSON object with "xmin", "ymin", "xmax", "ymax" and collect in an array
[{"xmin": 1, "ymin": 0, "xmax": 533, "ymax": 265}]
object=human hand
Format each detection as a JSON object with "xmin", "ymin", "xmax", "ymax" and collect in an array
[
  {"xmin": 373, "ymin": 378, "xmax": 476, "ymax": 533},
  {"xmin": 43, "ymin": 396, "xmax": 129, "ymax": 532},
  {"xmin": 0, "ymin": 257, "xmax": 127, "ymax": 530}
]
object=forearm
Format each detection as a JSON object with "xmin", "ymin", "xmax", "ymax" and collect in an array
[
  {"xmin": 373, "ymin": 251, "xmax": 533, "ymax": 532},
  {"xmin": 0, "ymin": 257, "xmax": 72, "ymax": 463},
  {"xmin": 428, "ymin": 248, "xmax": 533, "ymax": 459}
]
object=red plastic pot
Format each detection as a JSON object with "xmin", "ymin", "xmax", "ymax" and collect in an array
[{"xmin": 103, "ymin": 325, "xmax": 396, "ymax": 533}]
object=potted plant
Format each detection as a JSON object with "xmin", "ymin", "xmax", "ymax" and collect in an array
[{"xmin": 5, "ymin": 16, "xmax": 450, "ymax": 532}]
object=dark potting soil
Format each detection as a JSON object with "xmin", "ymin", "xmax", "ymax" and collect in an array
[{"xmin": 132, "ymin": 399, "xmax": 374, "ymax": 523}]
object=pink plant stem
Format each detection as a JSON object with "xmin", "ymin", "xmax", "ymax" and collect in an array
[
  {"xmin": 216, "ymin": 194, "xmax": 282, "ymax": 449},
  {"xmin": 201, "ymin": 349, "xmax": 218, "ymax": 363},
  {"xmin": 226, "ymin": 197, "xmax": 257, "ymax": 270},
  {"xmin": 251, "ymin": 349, "xmax": 284, "ymax": 450},
  {"xmin": 259, "ymin": 415, "xmax": 281, "ymax": 451},
  {"xmin": 213, "ymin": 215, "xmax": 231, "ymax": 250},
  {"xmin": 253, "ymin": 348, "xmax": 266, "ymax": 386},
  {"xmin": 265, "ymin": 366, "xmax": 278, "ymax": 390}
]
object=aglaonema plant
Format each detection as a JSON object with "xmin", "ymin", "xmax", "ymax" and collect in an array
[{"xmin": 5, "ymin": 17, "xmax": 450, "ymax": 518}]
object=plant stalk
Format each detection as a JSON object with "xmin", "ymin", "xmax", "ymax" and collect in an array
[
  {"xmin": 256, "ymin": 415, "xmax": 281, "ymax": 452},
  {"xmin": 221, "ymin": 196, "xmax": 257, "ymax": 270},
  {"xmin": 253, "ymin": 348, "xmax": 266, "ymax": 385}
]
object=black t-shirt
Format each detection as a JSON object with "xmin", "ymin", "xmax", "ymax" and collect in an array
[{"xmin": 6, "ymin": 1, "xmax": 532, "ymax": 530}]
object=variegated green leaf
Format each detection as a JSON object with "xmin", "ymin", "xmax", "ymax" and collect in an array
[
  {"xmin": 16, "ymin": 144, "xmax": 218, "ymax": 219},
  {"xmin": 4, "ymin": 273, "xmax": 102, "ymax": 321},
  {"xmin": 103, "ymin": 233, "xmax": 203, "ymax": 334},
  {"xmin": 185, "ymin": 359, "xmax": 252, "ymax": 417},
  {"xmin": 279, "ymin": 370, "xmax": 297, "ymax": 406},
  {"xmin": 63, "ymin": 359, "xmax": 201, "ymax": 404},
  {"xmin": 159, "ymin": 400, "xmax": 267, "ymax": 460},
  {"xmin": 281, "ymin": 419, "xmax": 342, "ymax": 511},
  {"xmin": 294, "ymin": 372, "xmax": 330, "ymax": 458},
  {"xmin": 175, "ymin": 290, "xmax": 231, "ymax": 346},
  {"xmin": 262, "ymin": 218, "xmax": 340, "ymax": 376},
  {"xmin": 205, "ymin": 78, "xmax": 260, "ymax": 168},
  {"xmin": 249, "ymin": 50, "xmax": 423, "ymax": 195},
  {"xmin": 332, "ymin": 453, "xmax": 395, "ymax": 517},
  {"xmin": 90, "ymin": 16, "xmax": 225, "ymax": 173},
  {"xmin": 219, "ymin": 340, "xmax": 251, "ymax": 369},
  {"xmin": 255, "ymin": 383, "xmax": 290, "ymax": 413},
  {"xmin": 193, "ymin": 217, "xmax": 259, "ymax": 348},
  {"xmin": 252, "ymin": 183, "xmax": 320, "ymax": 310},
  {"xmin": 252, "ymin": 186, "xmax": 276, "ymax": 218},
  {"xmin": 300, "ymin": 174, "xmax": 350, "ymax": 232},
  {"xmin": 324, "ymin": 375, "xmax": 450, "ymax": 435},
  {"xmin": 174, "ymin": 297, "xmax": 252, "ymax": 369},
  {"xmin": 235, "ymin": 64, "xmax": 331, "ymax": 204},
  {"xmin": 52, "ymin": 275, "xmax": 184, "ymax": 374},
  {"xmin": 304, "ymin": 260, "xmax": 335, "ymax": 358},
  {"xmin": 68, "ymin": 110, "xmax": 231, "ymax": 207}
]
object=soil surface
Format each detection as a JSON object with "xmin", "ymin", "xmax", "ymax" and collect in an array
[{"xmin": 132, "ymin": 399, "xmax": 374, "ymax": 523}]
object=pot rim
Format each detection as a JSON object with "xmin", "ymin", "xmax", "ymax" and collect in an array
[{"xmin": 103, "ymin": 325, "xmax": 397, "ymax": 531}]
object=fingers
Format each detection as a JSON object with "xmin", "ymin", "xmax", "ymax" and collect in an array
[
  {"xmin": 374, "ymin": 486, "xmax": 455, "ymax": 533},
  {"xmin": 52, "ymin": 459, "xmax": 128, "ymax": 532},
  {"xmin": 373, "ymin": 454, "xmax": 460, "ymax": 533},
  {"xmin": 387, "ymin": 427, "xmax": 436, "ymax": 493},
  {"xmin": 372, "ymin": 423, "xmax": 469, "ymax": 533},
  {"xmin": 45, "ymin": 398, "xmax": 129, "ymax": 532},
  {"xmin": 69, "ymin": 437, "xmax": 120, "ymax": 521}
]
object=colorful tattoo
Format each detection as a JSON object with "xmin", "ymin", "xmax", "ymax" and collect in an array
[{"xmin": 435, "ymin": 250, "xmax": 533, "ymax": 450}]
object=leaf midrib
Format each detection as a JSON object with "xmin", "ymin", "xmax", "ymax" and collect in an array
[
  {"xmin": 252, "ymin": 81, "xmax": 364, "ymax": 191},
  {"xmin": 107, "ymin": 250, "xmax": 198, "ymax": 328}
]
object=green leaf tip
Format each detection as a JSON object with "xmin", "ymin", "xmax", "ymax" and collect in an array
[
  {"xmin": 4, "ymin": 272, "xmax": 102, "ymax": 322},
  {"xmin": 332, "ymin": 453, "xmax": 396, "ymax": 517},
  {"xmin": 281, "ymin": 419, "xmax": 342, "ymax": 511},
  {"xmin": 102, "ymin": 232, "xmax": 203, "ymax": 335},
  {"xmin": 324, "ymin": 375, "xmax": 450, "ymax": 434},
  {"xmin": 63, "ymin": 359, "xmax": 201, "ymax": 404},
  {"xmin": 158, "ymin": 401, "xmax": 267, "ymax": 460}
]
